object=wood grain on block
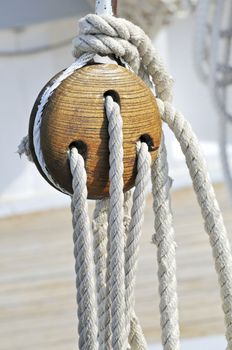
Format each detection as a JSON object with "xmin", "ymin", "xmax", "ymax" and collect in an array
[{"xmin": 29, "ymin": 64, "xmax": 161, "ymax": 199}]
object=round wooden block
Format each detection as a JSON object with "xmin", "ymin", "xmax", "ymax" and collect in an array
[{"xmin": 29, "ymin": 63, "xmax": 161, "ymax": 199}]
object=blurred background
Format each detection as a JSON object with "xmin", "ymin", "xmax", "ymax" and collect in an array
[{"xmin": 0, "ymin": 0, "xmax": 231, "ymax": 349}]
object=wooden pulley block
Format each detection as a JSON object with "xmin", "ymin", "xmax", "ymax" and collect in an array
[{"xmin": 29, "ymin": 63, "xmax": 162, "ymax": 199}]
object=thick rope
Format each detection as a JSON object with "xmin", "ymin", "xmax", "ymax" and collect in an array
[
  {"xmin": 125, "ymin": 142, "xmax": 151, "ymax": 340},
  {"xmin": 158, "ymin": 99, "xmax": 232, "ymax": 349},
  {"xmin": 123, "ymin": 190, "xmax": 148, "ymax": 350},
  {"xmin": 122, "ymin": 168, "xmax": 149, "ymax": 350},
  {"xmin": 151, "ymin": 137, "xmax": 180, "ymax": 350},
  {"xmin": 129, "ymin": 312, "xmax": 148, "ymax": 350},
  {"xmin": 73, "ymin": 14, "xmax": 173, "ymax": 102},
  {"xmin": 18, "ymin": 12, "xmax": 232, "ymax": 350},
  {"xmin": 69, "ymin": 147, "xmax": 98, "ymax": 350},
  {"xmin": 105, "ymin": 95, "xmax": 127, "ymax": 349},
  {"xmin": 92, "ymin": 96, "xmax": 151, "ymax": 350},
  {"xmin": 92, "ymin": 198, "xmax": 109, "ymax": 348}
]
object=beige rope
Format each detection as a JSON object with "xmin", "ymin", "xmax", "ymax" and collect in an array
[{"xmin": 18, "ymin": 12, "xmax": 232, "ymax": 350}]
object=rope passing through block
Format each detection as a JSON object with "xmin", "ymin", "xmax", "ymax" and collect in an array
[
  {"xmin": 28, "ymin": 63, "xmax": 161, "ymax": 198},
  {"xmin": 18, "ymin": 9, "xmax": 232, "ymax": 350}
]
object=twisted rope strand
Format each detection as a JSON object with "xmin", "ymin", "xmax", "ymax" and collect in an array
[
  {"xmin": 105, "ymin": 95, "xmax": 127, "ymax": 350},
  {"xmin": 151, "ymin": 138, "xmax": 180, "ymax": 350},
  {"xmin": 129, "ymin": 312, "xmax": 148, "ymax": 350},
  {"xmin": 92, "ymin": 199, "xmax": 109, "ymax": 348},
  {"xmin": 125, "ymin": 142, "xmax": 151, "ymax": 341},
  {"xmin": 73, "ymin": 14, "xmax": 173, "ymax": 102},
  {"xmin": 123, "ymin": 190, "xmax": 148, "ymax": 350},
  {"xmin": 158, "ymin": 99, "xmax": 232, "ymax": 349},
  {"xmin": 69, "ymin": 147, "xmax": 98, "ymax": 350},
  {"xmin": 18, "ymin": 12, "xmax": 232, "ymax": 350}
]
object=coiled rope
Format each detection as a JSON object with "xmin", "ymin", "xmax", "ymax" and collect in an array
[{"xmin": 19, "ymin": 13, "xmax": 232, "ymax": 350}]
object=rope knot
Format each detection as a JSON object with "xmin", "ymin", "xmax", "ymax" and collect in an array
[{"xmin": 73, "ymin": 14, "xmax": 174, "ymax": 102}]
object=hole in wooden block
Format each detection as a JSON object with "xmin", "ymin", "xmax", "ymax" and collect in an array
[
  {"xmin": 139, "ymin": 134, "xmax": 157, "ymax": 152},
  {"xmin": 69, "ymin": 140, "xmax": 88, "ymax": 161},
  {"xmin": 104, "ymin": 90, "xmax": 121, "ymax": 106},
  {"xmin": 30, "ymin": 64, "xmax": 161, "ymax": 198}
]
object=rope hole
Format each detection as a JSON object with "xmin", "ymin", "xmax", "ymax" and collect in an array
[
  {"xmin": 139, "ymin": 134, "xmax": 157, "ymax": 152},
  {"xmin": 69, "ymin": 140, "xmax": 88, "ymax": 161},
  {"xmin": 104, "ymin": 89, "xmax": 121, "ymax": 107}
]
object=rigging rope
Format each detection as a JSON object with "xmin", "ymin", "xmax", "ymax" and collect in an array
[
  {"xmin": 19, "ymin": 11, "xmax": 232, "ymax": 350},
  {"xmin": 70, "ymin": 95, "xmax": 151, "ymax": 350}
]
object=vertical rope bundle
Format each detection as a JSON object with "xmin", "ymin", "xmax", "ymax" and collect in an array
[
  {"xmin": 18, "ymin": 11, "xmax": 232, "ymax": 350},
  {"xmin": 68, "ymin": 95, "xmax": 151, "ymax": 350},
  {"xmin": 92, "ymin": 198, "xmax": 109, "ymax": 348},
  {"xmin": 125, "ymin": 142, "xmax": 151, "ymax": 336},
  {"xmin": 152, "ymin": 138, "xmax": 180, "ymax": 350},
  {"xmin": 157, "ymin": 99, "xmax": 232, "ymax": 348},
  {"xmin": 70, "ymin": 148, "xmax": 98, "ymax": 350},
  {"xmin": 105, "ymin": 95, "xmax": 127, "ymax": 349}
]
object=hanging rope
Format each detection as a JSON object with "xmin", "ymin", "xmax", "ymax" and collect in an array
[
  {"xmin": 70, "ymin": 147, "xmax": 98, "ymax": 349},
  {"xmin": 18, "ymin": 11, "xmax": 232, "ymax": 350},
  {"xmin": 92, "ymin": 198, "xmax": 109, "ymax": 348},
  {"xmin": 125, "ymin": 141, "xmax": 151, "ymax": 340},
  {"xmin": 157, "ymin": 99, "xmax": 232, "ymax": 349},
  {"xmin": 105, "ymin": 95, "xmax": 127, "ymax": 349},
  {"xmin": 69, "ymin": 94, "xmax": 152, "ymax": 349},
  {"xmin": 152, "ymin": 138, "xmax": 180, "ymax": 350}
]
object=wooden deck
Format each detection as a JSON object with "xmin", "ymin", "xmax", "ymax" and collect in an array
[{"xmin": 0, "ymin": 184, "xmax": 232, "ymax": 349}]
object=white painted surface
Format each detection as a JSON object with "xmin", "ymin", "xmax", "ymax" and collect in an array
[
  {"xmin": 0, "ymin": 13, "xmax": 231, "ymax": 217},
  {"xmin": 0, "ymin": 17, "xmax": 76, "ymax": 217},
  {"xmin": 0, "ymin": 0, "xmax": 91, "ymax": 29},
  {"xmin": 95, "ymin": 0, "xmax": 113, "ymax": 15},
  {"xmin": 154, "ymin": 17, "xmax": 232, "ymax": 189},
  {"xmin": 149, "ymin": 335, "xmax": 226, "ymax": 350}
]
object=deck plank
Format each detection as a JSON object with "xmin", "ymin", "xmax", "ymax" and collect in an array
[{"xmin": 0, "ymin": 184, "xmax": 231, "ymax": 348}]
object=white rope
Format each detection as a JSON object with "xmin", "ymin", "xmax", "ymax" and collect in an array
[
  {"xmin": 124, "ymin": 194, "xmax": 148, "ymax": 350},
  {"xmin": 69, "ymin": 147, "xmax": 98, "ymax": 350},
  {"xmin": 92, "ymin": 198, "xmax": 109, "ymax": 348},
  {"xmin": 125, "ymin": 142, "xmax": 151, "ymax": 340},
  {"xmin": 89, "ymin": 0, "xmax": 197, "ymax": 36},
  {"xmin": 129, "ymin": 312, "xmax": 148, "ymax": 350},
  {"xmin": 152, "ymin": 137, "xmax": 180, "ymax": 350},
  {"xmin": 105, "ymin": 95, "xmax": 127, "ymax": 349},
  {"xmin": 73, "ymin": 14, "xmax": 173, "ymax": 102},
  {"xmin": 72, "ymin": 15, "xmax": 180, "ymax": 348},
  {"xmin": 158, "ymin": 98, "xmax": 232, "ymax": 349},
  {"xmin": 88, "ymin": 95, "xmax": 151, "ymax": 350},
  {"xmin": 19, "ymin": 12, "xmax": 232, "ymax": 350}
]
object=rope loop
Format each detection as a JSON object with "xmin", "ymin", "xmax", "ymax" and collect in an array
[{"xmin": 73, "ymin": 14, "xmax": 173, "ymax": 102}]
